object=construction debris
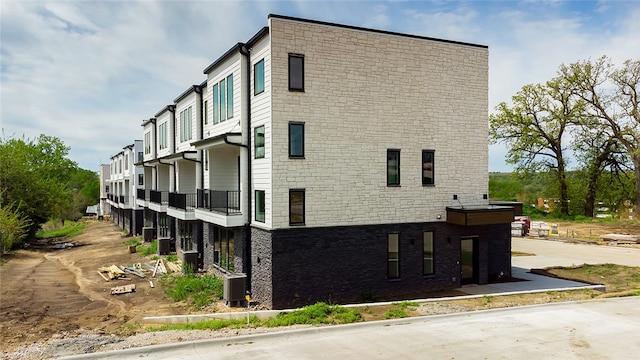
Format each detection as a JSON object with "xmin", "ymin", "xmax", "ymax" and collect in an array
[
  {"xmin": 123, "ymin": 266, "xmax": 145, "ymax": 278},
  {"xmin": 110, "ymin": 284, "xmax": 136, "ymax": 295},
  {"xmin": 98, "ymin": 265, "xmax": 127, "ymax": 280}
]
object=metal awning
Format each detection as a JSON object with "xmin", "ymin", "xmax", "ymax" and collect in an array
[{"xmin": 446, "ymin": 206, "xmax": 515, "ymax": 226}]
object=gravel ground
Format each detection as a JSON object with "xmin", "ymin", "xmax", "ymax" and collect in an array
[{"xmin": 0, "ymin": 302, "xmax": 468, "ymax": 360}]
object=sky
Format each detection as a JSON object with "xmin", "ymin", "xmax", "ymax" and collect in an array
[{"xmin": 1, "ymin": 0, "xmax": 639, "ymax": 172}]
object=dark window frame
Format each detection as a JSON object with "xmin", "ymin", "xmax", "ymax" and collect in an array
[
  {"xmin": 288, "ymin": 122, "xmax": 305, "ymax": 158},
  {"xmin": 423, "ymin": 231, "xmax": 435, "ymax": 276},
  {"xmin": 387, "ymin": 232, "xmax": 400, "ymax": 279},
  {"xmin": 422, "ymin": 150, "xmax": 435, "ymax": 186},
  {"xmin": 254, "ymin": 59, "xmax": 265, "ymax": 95},
  {"xmin": 289, "ymin": 189, "xmax": 305, "ymax": 225},
  {"xmin": 387, "ymin": 149, "xmax": 401, "ymax": 186},
  {"xmin": 288, "ymin": 54, "xmax": 304, "ymax": 92},
  {"xmin": 254, "ymin": 126, "xmax": 265, "ymax": 159},
  {"xmin": 255, "ymin": 190, "xmax": 265, "ymax": 223}
]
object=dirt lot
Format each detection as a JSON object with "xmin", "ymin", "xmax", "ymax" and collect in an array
[
  {"xmin": 1, "ymin": 219, "xmax": 638, "ymax": 358},
  {"xmin": 0, "ymin": 221, "xmax": 194, "ymax": 353}
]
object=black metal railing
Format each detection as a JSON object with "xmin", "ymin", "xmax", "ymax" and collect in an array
[
  {"xmin": 118, "ymin": 195, "xmax": 125, "ymax": 204},
  {"xmin": 136, "ymin": 188, "xmax": 146, "ymax": 200},
  {"xmin": 150, "ymin": 190, "xmax": 169, "ymax": 204},
  {"xmin": 168, "ymin": 192, "xmax": 197, "ymax": 210},
  {"xmin": 197, "ymin": 189, "xmax": 240, "ymax": 215}
]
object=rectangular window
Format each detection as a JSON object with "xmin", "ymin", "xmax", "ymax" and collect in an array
[
  {"xmin": 289, "ymin": 122, "xmax": 304, "ymax": 158},
  {"xmin": 387, "ymin": 233, "xmax": 400, "ymax": 279},
  {"xmin": 226, "ymin": 74, "xmax": 233, "ymax": 119},
  {"xmin": 137, "ymin": 151, "xmax": 143, "ymax": 163},
  {"xmin": 138, "ymin": 173, "xmax": 144, "ymax": 186},
  {"xmin": 387, "ymin": 149, "xmax": 400, "ymax": 186},
  {"xmin": 255, "ymin": 190, "xmax": 265, "ymax": 223},
  {"xmin": 423, "ymin": 231, "xmax": 434, "ymax": 275},
  {"xmin": 289, "ymin": 54, "xmax": 304, "ymax": 91},
  {"xmin": 254, "ymin": 59, "xmax": 265, "ymax": 95},
  {"xmin": 204, "ymin": 150, "xmax": 209, "ymax": 171},
  {"xmin": 220, "ymin": 78, "xmax": 226, "ymax": 122},
  {"xmin": 144, "ymin": 132, "xmax": 151, "ymax": 154},
  {"xmin": 180, "ymin": 221, "xmax": 194, "ymax": 252},
  {"xmin": 204, "ymin": 100, "xmax": 208, "ymax": 125},
  {"xmin": 213, "ymin": 84, "xmax": 219, "ymax": 124},
  {"xmin": 422, "ymin": 150, "xmax": 435, "ymax": 185},
  {"xmin": 124, "ymin": 154, "xmax": 129, "ymax": 170},
  {"xmin": 179, "ymin": 107, "xmax": 193, "ymax": 142},
  {"xmin": 158, "ymin": 122, "xmax": 168, "ymax": 149},
  {"xmin": 289, "ymin": 189, "xmax": 305, "ymax": 225},
  {"xmin": 254, "ymin": 126, "xmax": 265, "ymax": 159}
]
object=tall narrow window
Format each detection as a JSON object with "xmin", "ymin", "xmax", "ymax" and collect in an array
[
  {"xmin": 289, "ymin": 189, "xmax": 305, "ymax": 225},
  {"xmin": 254, "ymin": 126, "xmax": 265, "ymax": 159},
  {"xmin": 226, "ymin": 74, "xmax": 233, "ymax": 119},
  {"xmin": 220, "ymin": 78, "xmax": 227, "ymax": 122},
  {"xmin": 159, "ymin": 122, "xmax": 167, "ymax": 149},
  {"xmin": 144, "ymin": 132, "xmax": 151, "ymax": 154},
  {"xmin": 422, "ymin": 150, "xmax": 435, "ymax": 185},
  {"xmin": 254, "ymin": 59, "xmax": 265, "ymax": 95},
  {"xmin": 124, "ymin": 154, "xmax": 129, "ymax": 170},
  {"xmin": 204, "ymin": 100, "xmax": 209, "ymax": 124},
  {"xmin": 255, "ymin": 190, "xmax": 265, "ymax": 223},
  {"xmin": 387, "ymin": 233, "xmax": 400, "ymax": 279},
  {"xmin": 289, "ymin": 54, "xmax": 304, "ymax": 91},
  {"xmin": 423, "ymin": 231, "xmax": 434, "ymax": 275},
  {"xmin": 213, "ymin": 84, "xmax": 219, "ymax": 124},
  {"xmin": 204, "ymin": 150, "xmax": 209, "ymax": 171},
  {"xmin": 138, "ymin": 174, "xmax": 144, "ymax": 186},
  {"xmin": 289, "ymin": 122, "xmax": 304, "ymax": 158},
  {"xmin": 387, "ymin": 149, "xmax": 400, "ymax": 186}
]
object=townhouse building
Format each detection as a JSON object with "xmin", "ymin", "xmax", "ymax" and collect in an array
[
  {"xmin": 107, "ymin": 140, "xmax": 144, "ymax": 235},
  {"xmin": 131, "ymin": 14, "xmax": 515, "ymax": 309}
]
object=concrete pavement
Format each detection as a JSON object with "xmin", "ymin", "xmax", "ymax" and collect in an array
[{"xmin": 59, "ymin": 297, "xmax": 640, "ymax": 360}]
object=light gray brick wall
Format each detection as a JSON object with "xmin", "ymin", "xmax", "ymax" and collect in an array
[{"xmin": 267, "ymin": 18, "xmax": 489, "ymax": 229}]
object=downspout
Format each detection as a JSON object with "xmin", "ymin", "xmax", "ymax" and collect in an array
[{"xmin": 240, "ymin": 44, "xmax": 252, "ymax": 291}]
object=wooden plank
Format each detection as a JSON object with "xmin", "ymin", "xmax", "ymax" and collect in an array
[
  {"xmin": 97, "ymin": 271, "xmax": 110, "ymax": 282},
  {"xmin": 110, "ymin": 284, "xmax": 136, "ymax": 295}
]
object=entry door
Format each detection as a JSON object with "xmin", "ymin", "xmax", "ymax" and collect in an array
[{"xmin": 461, "ymin": 237, "xmax": 479, "ymax": 285}]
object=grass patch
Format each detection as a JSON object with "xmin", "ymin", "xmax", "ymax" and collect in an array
[
  {"xmin": 160, "ymin": 273, "xmax": 223, "ymax": 310},
  {"xmin": 139, "ymin": 239, "xmax": 157, "ymax": 256},
  {"xmin": 545, "ymin": 264, "xmax": 640, "ymax": 295},
  {"xmin": 384, "ymin": 308, "xmax": 407, "ymax": 319},
  {"xmin": 124, "ymin": 237, "xmax": 142, "ymax": 247},
  {"xmin": 512, "ymin": 251, "xmax": 535, "ymax": 257},
  {"xmin": 148, "ymin": 317, "xmax": 255, "ymax": 332},
  {"xmin": 263, "ymin": 302, "xmax": 362, "ymax": 327},
  {"xmin": 36, "ymin": 221, "xmax": 88, "ymax": 239}
]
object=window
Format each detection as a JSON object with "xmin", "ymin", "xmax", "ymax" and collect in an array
[
  {"xmin": 204, "ymin": 100, "xmax": 208, "ymax": 125},
  {"xmin": 212, "ymin": 226, "xmax": 234, "ymax": 271},
  {"xmin": 254, "ymin": 126, "xmax": 265, "ymax": 159},
  {"xmin": 255, "ymin": 190, "xmax": 265, "ymax": 223},
  {"xmin": 289, "ymin": 122, "xmax": 304, "ymax": 158},
  {"xmin": 254, "ymin": 59, "xmax": 265, "ymax": 95},
  {"xmin": 289, "ymin": 189, "xmax": 305, "ymax": 225},
  {"xmin": 179, "ymin": 107, "xmax": 193, "ymax": 142},
  {"xmin": 387, "ymin": 149, "xmax": 400, "ymax": 186},
  {"xmin": 137, "ymin": 151, "xmax": 143, "ymax": 163},
  {"xmin": 226, "ymin": 74, "xmax": 233, "ymax": 119},
  {"xmin": 220, "ymin": 78, "xmax": 226, "ymax": 122},
  {"xmin": 213, "ymin": 84, "xmax": 219, "ymax": 124},
  {"xmin": 144, "ymin": 132, "xmax": 151, "ymax": 155},
  {"xmin": 138, "ymin": 174, "xmax": 144, "ymax": 186},
  {"xmin": 179, "ymin": 220, "xmax": 194, "ymax": 252},
  {"xmin": 423, "ymin": 231, "xmax": 434, "ymax": 275},
  {"xmin": 422, "ymin": 150, "xmax": 435, "ymax": 185},
  {"xmin": 124, "ymin": 154, "xmax": 129, "ymax": 170},
  {"xmin": 158, "ymin": 122, "xmax": 168, "ymax": 149},
  {"xmin": 387, "ymin": 233, "xmax": 400, "ymax": 279},
  {"xmin": 204, "ymin": 150, "xmax": 209, "ymax": 171},
  {"xmin": 289, "ymin": 54, "xmax": 304, "ymax": 91}
]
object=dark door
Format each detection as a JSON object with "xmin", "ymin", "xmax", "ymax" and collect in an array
[{"xmin": 461, "ymin": 237, "xmax": 479, "ymax": 285}]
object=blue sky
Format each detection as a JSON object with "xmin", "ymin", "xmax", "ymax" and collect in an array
[{"xmin": 1, "ymin": 0, "xmax": 639, "ymax": 172}]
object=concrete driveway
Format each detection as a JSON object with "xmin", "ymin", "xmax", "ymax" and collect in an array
[{"xmin": 60, "ymin": 297, "xmax": 640, "ymax": 360}]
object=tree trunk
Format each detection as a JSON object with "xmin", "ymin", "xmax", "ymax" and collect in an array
[
  {"xmin": 557, "ymin": 158, "xmax": 570, "ymax": 215},
  {"xmin": 634, "ymin": 155, "xmax": 640, "ymax": 219},
  {"xmin": 584, "ymin": 171, "xmax": 597, "ymax": 218}
]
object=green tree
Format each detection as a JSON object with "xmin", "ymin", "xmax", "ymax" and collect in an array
[
  {"xmin": 0, "ymin": 202, "xmax": 31, "ymax": 254},
  {"xmin": 560, "ymin": 56, "xmax": 640, "ymax": 216},
  {"xmin": 0, "ymin": 134, "xmax": 77, "ymax": 243},
  {"xmin": 490, "ymin": 78, "xmax": 584, "ymax": 215}
]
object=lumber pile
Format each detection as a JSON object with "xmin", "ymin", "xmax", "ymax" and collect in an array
[
  {"xmin": 98, "ymin": 265, "xmax": 127, "ymax": 281},
  {"xmin": 110, "ymin": 284, "xmax": 136, "ymax": 295}
]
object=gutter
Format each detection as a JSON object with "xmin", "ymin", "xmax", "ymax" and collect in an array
[{"xmin": 240, "ymin": 43, "xmax": 253, "ymax": 292}]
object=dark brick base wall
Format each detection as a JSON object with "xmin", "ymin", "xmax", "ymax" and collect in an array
[
  {"xmin": 250, "ymin": 222, "xmax": 511, "ymax": 310},
  {"xmin": 132, "ymin": 209, "xmax": 143, "ymax": 236}
]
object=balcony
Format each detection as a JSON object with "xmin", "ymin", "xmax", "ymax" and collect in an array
[
  {"xmin": 197, "ymin": 189, "xmax": 240, "ymax": 215},
  {"xmin": 137, "ymin": 188, "xmax": 149, "ymax": 200},
  {"xmin": 169, "ymin": 192, "xmax": 197, "ymax": 210},
  {"xmin": 150, "ymin": 190, "xmax": 169, "ymax": 204}
]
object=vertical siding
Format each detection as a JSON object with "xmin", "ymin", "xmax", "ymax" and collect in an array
[
  {"xmin": 175, "ymin": 92, "xmax": 197, "ymax": 153},
  {"xmin": 203, "ymin": 53, "xmax": 243, "ymax": 140},
  {"xmin": 268, "ymin": 18, "xmax": 489, "ymax": 229}
]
